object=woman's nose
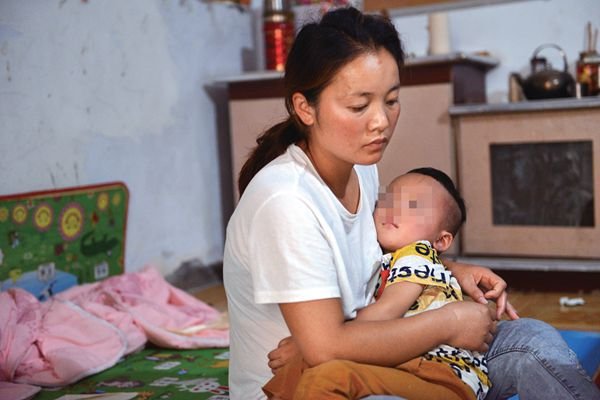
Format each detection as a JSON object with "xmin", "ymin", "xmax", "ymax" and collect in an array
[{"xmin": 368, "ymin": 104, "xmax": 389, "ymax": 132}]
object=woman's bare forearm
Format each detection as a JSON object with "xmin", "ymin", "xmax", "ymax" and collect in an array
[
  {"xmin": 339, "ymin": 308, "xmax": 453, "ymax": 366},
  {"xmin": 280, "ymin": 298, "xmax": 452, "ymax": 367},
  {"xmin": 280, "ymin": 297, "xmax": 495, "ymax": 367}
]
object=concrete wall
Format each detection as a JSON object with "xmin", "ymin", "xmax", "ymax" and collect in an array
[
  {"xmin": 0, "ymin": 0, "xmax": 598, "ymax": 277},
  {"xmin": 0, "ymin": 0, "xmax": 254, "ymax": 275}
]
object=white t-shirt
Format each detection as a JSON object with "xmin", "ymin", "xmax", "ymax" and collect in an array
[{"xmin": 223, "ymin": 144, "xmax": 383, "ymax": 399}]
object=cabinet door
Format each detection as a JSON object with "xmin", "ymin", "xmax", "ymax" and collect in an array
[
  {"xmin": 378, "ymin": 83, "xmax": 454, "ymax": 187},
  {"xmin": 456, "ymin": 109, "xmax": 600, "ymax": 259},
  {"xmin": 229, "ymin": 98, "xmax": 288, "ymax": 202}
]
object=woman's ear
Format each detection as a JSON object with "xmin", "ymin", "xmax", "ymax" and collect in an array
[
  {"xmin": 433, "ymin": 231, "xmax": 454, "ymax": 253},
  {"xmin": 291, "ymin": 92, "xmax": 315, "ymax": 126}
]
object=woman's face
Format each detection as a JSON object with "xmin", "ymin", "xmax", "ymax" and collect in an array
[{"xmin": 304, "ymin": 48, "xmax": 401, "ymax": 167}]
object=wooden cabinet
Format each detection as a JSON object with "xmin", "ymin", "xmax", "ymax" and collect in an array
[
  {"xmin": 218, "ymin": 55, "xmax": 600, "ymax": 288},
  {"xmin": 363, "ymin": 0, "xmax": 525, "ymax": 15},
  {"xmin": 451, "ymin": 98, "xmax": 600, "ymax": 260},
  {"xmin": 449, "ymin": 98, "xmax": 600, "ymax": 290}
]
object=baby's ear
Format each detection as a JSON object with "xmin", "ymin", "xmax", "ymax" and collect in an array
[{"xmin": 433, "ymin": 231, "xmax": 453, "ymax": 253}]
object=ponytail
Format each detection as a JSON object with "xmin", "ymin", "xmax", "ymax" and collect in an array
[{"xmin": 238, "ymin": 117, "xmax": 305, "ymax": 196}]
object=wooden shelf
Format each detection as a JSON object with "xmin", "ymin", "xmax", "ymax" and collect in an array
[
  {"xmin": 364, "ymin": 0, "xmax": 530, "ymax": 16},
  {"xmin": 220, "ymin": 52, "xmax": 498, "ymax": 103}
]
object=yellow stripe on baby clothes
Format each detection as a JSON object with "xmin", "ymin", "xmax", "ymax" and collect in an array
[
  {"xmin": 391, "ymin": 241, "xmax": 440, "ymax": 263},
  {"xmin": 388, "ymin": 243, "xmax": 454, "ymax": 290}
]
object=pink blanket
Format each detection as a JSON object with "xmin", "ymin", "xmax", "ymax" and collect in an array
[{"xmin": 0, "ymin": 265, "xmax": 228, "ymax": 399}]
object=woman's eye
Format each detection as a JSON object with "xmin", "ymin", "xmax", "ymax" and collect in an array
[
  {"xmin": 386, "ymin": 98, "xmax": 399, "ymax": 106},
  {"xmin": 349, "ymin": 105, "xmax": 367, "ymax": 112}
]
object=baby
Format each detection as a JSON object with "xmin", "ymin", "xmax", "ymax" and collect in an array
[{"xmin": 263, "ymin": 167, "xmax": 490, "ymax": 400}]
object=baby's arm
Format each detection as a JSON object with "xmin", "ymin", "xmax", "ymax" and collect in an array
[{"xmin": 356, "ymin": 281, "xmax": 424, "ymax": 321}]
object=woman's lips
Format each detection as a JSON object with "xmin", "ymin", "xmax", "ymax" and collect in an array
[
  {"xmin": 365, "ymin": 137, "xmax": 389, "ymax": 153},
  {"xmin": 368, "ymin": 137, "xmax": 388, "ymax": 147}
]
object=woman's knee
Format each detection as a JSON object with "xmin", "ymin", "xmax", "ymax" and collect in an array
[
  {"xmin": 489, "ymin": 317, "xmax": 587, "ymax": 376},
  {"xmin": 493, "ymin": 317, "xmax": 565, "ymax": 350}
]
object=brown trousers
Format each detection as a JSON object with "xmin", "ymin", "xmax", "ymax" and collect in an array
[{"xmin": 263, "ymin": 355, "xmax": 476, "ymax": 400}]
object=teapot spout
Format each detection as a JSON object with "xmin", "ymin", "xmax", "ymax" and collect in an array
[{"xmin": 509, "ymin": 72, "xmax": 525, "ymax": 102}]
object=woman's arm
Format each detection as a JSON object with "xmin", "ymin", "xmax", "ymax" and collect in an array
[
  {"xmin": 443, "ymin": 259, "xmax": 519, "ymax": 320},
  {"xmin": 267, "ymin": 281, "xmax": 424, "ymax": 373},
  {"xmin": 278, "ymin": 296, "xmax": 495, "ymax": 368},
  {"xmin": 356, "ymin": 281, "xmax": 423, "ymax": 321}
]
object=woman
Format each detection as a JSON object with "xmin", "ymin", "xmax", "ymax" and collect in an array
[{"xmin": 223, "ymin": 7, "xmax": 599, "ymax": 400}]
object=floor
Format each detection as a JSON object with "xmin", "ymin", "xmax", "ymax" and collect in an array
[
  {"xmin": 194, "ymin": 283, "xmax": 228, "ymax": 313},
  {"xmin": 194, "ymin": 284, "xmax": 600, "ymax": 332},
  {"xmin": 507, "ymin": 289, "xmax": 600, "ymax": 331}
]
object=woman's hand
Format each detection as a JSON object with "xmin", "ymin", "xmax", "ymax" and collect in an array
[
  {"xmin": 445, "ymin": 260, "xmax": 519, "ymax": 321},
  {"xmin": 267, "ymin": 336, "xmax": 299, "ymax": 374},
  {"xmin": 441, "ymin": 301, "xmax": 497, "ymax": 353}
]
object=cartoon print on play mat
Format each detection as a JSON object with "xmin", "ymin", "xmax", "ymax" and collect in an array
[
  {"xmin": 150, "ymin": 376, "xmax": 228, "ymax": 395},
  {"xmin": 97, "ymin": 378, "xmax": 145, "ymax": 389}
]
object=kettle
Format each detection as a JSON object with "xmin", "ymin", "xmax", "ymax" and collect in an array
[{"xmin": 511, "ymin": 43, "xmax": 576, "ymax": 100}]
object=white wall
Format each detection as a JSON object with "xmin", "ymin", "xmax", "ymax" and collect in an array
[
  {"xmin": 0, "ymin": 0, "xmax": 254, "ymax": 275},
  {"xmin": 391, "ymin": 0, "xmax": 599, "ymax": 102},
  {"xmin": 0, "ymin": 0, "xmax": 597, "ymax": 277}
]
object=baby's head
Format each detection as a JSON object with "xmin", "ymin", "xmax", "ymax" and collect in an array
[{"xmin": 374, "ymin": 167, "xmax": 466, "ymax": 254}]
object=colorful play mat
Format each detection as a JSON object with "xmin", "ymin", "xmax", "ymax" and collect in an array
[
  {"xmin": 31, "ymin": 329, "xmax": 598, "ymax": 400},
  {"xmin": 32, "ymin": 346, "xmax": 230, "ymax": 400},
  {"xmin": 0, "ymin": 182, "xmax": 128, "ymax": 300}
]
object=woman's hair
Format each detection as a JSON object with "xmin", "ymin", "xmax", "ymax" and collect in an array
[{"xmin": 237, "ymin": 6, "xmax": 405, "ymax": 196}]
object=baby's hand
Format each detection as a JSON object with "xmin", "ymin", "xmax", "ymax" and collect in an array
[{"xmin": 267, "ymin": 336, "xmax": 299, "ymax": 374}]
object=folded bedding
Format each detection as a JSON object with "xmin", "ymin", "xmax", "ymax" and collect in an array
[{"xmin": 0, "ymin": 266, "xmax": 229, "ymax": 399}]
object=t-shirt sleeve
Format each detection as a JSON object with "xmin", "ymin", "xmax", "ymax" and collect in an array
[{"xmin": 247, "ymin": 193, "xmax": 341, "ymax": 304}]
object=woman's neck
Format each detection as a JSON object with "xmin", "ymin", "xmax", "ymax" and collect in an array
[{"xmin": 301, "ymin": 143, "xmax": 360, "ymax": 213}]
